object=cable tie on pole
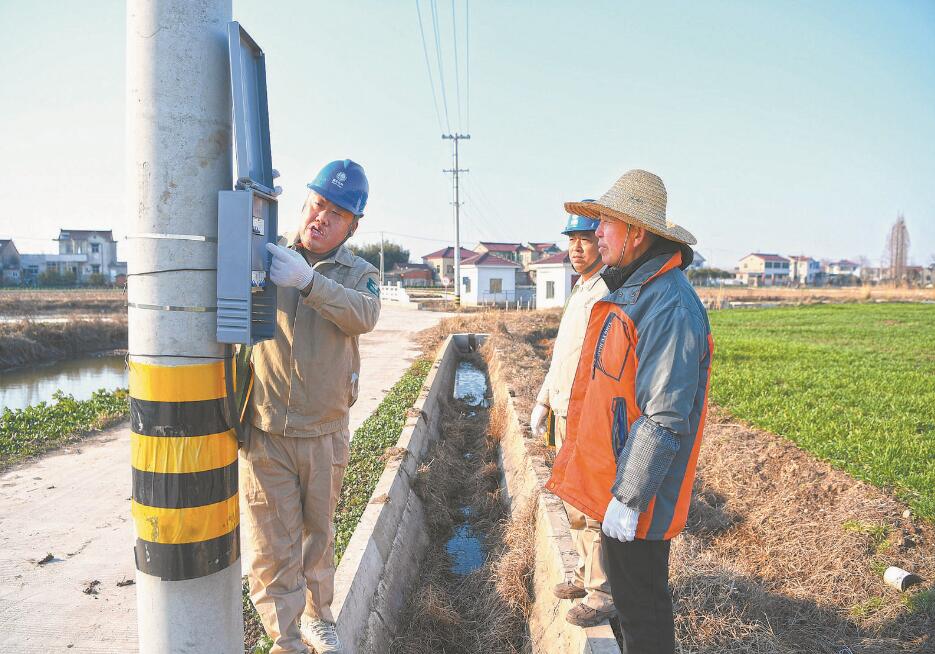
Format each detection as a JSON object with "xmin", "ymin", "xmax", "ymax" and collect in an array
[{"xmin": 127, "ymin": 302, "xmax": 218, "ymax": 313}]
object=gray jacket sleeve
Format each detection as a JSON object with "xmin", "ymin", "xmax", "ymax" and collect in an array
[
  {"xmin": 612, "ymin": 306, "xmax": 706, "ymax": 511},
  {"xmin": 302, "ymin": 268, "xmax": 381, "ymax": 336}
]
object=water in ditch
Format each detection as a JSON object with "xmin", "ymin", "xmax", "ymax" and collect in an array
[
  {"xmin": 1, "ymin": 354, "xmax": 127, "ymax": 411},
  {"xmin": 453, "ymin": 360, "xmax": 489, "ymax": 408},
  {"xmin": 447, "ymin": 361, "xmax": 489, "ymax": 575},
  {"xmin": 391, "ymin": 355, "xmax": 532, "ymax": 653}
]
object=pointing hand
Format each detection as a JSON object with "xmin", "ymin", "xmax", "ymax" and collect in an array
[{"xmin": 266, "ymin": 243, "xmax": 315, "ymax": 290}]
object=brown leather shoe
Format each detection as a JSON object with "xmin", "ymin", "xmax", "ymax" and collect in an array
[
  {"xmin": 565, "ymin": 602, "xmax": 616, "ymax": 627},
  {"xmin": 553, "ymin": 581, "xmax": 587, "ymax": 600}
]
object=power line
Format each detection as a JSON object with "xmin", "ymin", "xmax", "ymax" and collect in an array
[
  {"xmin": 356, "ymin": 230, "xmax": 458, "ymax": 244},
  {"xmin": 451, "ymin": 0, "xmax": 462, "ymax": 131},
  {"xmin": 429, "ymin": 0, "xmax": 451, "ymax": 133},
  {"xmin": 465, "ymin": 0, "xmax": 470, "ymax": 132},
  {"xmin": 415, "ymin": 0, "xmax": 444, "ymax": 133}
]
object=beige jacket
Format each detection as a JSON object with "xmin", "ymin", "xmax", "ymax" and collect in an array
[
  {"xmin": 536, "ymin": 270, "xmax": 608, "ymax": 417},
  {"xmin": 250, "ymin": 235, "xmax": 381, "ymax": 437}
]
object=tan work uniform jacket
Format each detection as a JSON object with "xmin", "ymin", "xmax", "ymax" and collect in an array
[
  {"xmin": 536, "ymin": 270, "xmax": 609, "ymax": 417},
  {"xmin": 250, "ymin": 236, "xmax": 381, "ymax": 437}
]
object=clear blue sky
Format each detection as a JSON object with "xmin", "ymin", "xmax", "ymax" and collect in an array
[{"xmin": 1, "ymin": 1, "xmax": 933, "ymax": 269}]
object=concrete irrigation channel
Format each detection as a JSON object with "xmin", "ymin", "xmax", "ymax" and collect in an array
[{"xmin": 330, "ymin": 333, "xmax": 621, "ymax": 654}]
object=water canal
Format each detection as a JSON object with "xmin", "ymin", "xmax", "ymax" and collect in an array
[{"xmin": 0, "ymin": 355, "xmax": 126, "ymax": 410}]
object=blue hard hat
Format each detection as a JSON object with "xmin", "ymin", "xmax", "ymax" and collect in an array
[
  {"xmin": 307, "ymin": 159, "xmax": 369, "ymax": 217},
  {"xmin": 561, "ymin": 199, "xmax": 599, "ymax": 235}
]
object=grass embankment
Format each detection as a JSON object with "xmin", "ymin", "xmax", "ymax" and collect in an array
[
  {"xmin": 0, "ymin": 318, "xmax": 127, "ymax": 369},
  {"xmin": 244, "ymin": 358, "xmax": 433, "ymax": 653},
  {"xmin": 0, "ymin": 389, "xmax": 129, "ymax": 469},
  {"xmin": 0, "ymin": 288, "xmax": 126, "ymax": 315},
  {"xmin": 708, "ymin": 303, "xmax": 935, "ymax": 520}
]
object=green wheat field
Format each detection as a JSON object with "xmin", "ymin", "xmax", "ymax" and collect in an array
[{"xmin": 708, "ymin": 303, "xmax": 935, "ymax": 520}]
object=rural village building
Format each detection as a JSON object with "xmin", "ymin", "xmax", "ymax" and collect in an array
[
  {"xmin": 529, "ymin": 250, "xmax": 577, "ymax": 309},
  {"xmin": 383, "ymin": 262, "xmax": 434, "ymax": 287},
  {"xmin": 0, "ymin": 231, "xmax": 127, "ymax": 286},
  {"xmin": 687, "ymin": 252, "xmax": 706, "ymax": 270},
  {"xmin": 473, "ymin": 241, "xmax": 529, "ymax": 264},
  {"xmin": 736, "ymin": 253, "xmax": 791, "ymax": 286},
  {"xmin": 788, "ymin": 255, "xmax": 821, "ymax": 285},
  {"xmin": 421, "ymin": 246, "xmax": 476, "ymax": 283},
  {"xmin": 0, "ymin": 239, "xmax": 21, "ymax": 285},
  {"xmin": 459, "ymin": 252, "xmax": 521, "ymax": 306},
  {"xmin": 521, "ymin": 242, "xmax": 562, "ymax": 267},
  {"xmin": 825, "ymin": 259, "xmax": 860, "ymax": 277}
]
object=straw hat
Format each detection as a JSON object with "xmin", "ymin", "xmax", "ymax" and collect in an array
[{"xmin": 565, "ymin": 169, "xmax": 696, "ymax": 246}]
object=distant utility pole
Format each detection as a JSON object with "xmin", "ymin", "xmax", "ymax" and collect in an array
[
  {"xmin": 127, "ymin": 1, "xmax": 243, "ymax": 652},
  {"xmin": 379, "ymin": 230, "xmax": 385, "ymax": 284},
  {"xmin": 442, "ymin": 133, "xmax": 470, "ymax": 307}
]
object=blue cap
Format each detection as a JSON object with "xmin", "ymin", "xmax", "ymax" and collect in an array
[
  {"xmin": 307, "ymin": 159, "xmax": 369, "ymax": 217},
  {"xmin": 561, "ymin": 199, "xmax": 599, "ymax": 235}
]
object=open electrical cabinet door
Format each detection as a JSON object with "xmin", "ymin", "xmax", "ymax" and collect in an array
[{"xmin": 217, "ymin": 21, "xmax": 280, "ymax": 446}]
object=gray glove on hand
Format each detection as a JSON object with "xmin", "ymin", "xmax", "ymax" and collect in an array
[
  {"xmin": 530, "ymin": 403, "xmax": 549, "ymax": 437},
  {"xmin": 602, "ymin": 497, "xmax": 639, "ymax": 542},
  {"xmin": 266, "ymin": 243, "xmax": 315, "ymax": 290}
]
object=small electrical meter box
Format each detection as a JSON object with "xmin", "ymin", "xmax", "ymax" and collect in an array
[{"xmin": 217, "ymin": 22, "xmax": 279, "ymax": 345}]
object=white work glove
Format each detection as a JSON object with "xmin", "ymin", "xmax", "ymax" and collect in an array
[
  {"xmin": 530, "ymin": 403, "xmax": 549, "ymax": 437},
  {"xmin": 266, "ymin": 243, "xmax": 315, "ymax": 290},
  {"xmin": 602, "ymin": 497, "xmax": 639, "ymax": 542}
]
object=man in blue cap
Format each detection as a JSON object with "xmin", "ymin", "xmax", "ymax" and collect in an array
[
  {"xmin": 531, "ymin": 203, "xmax": 614, "ymax": 627},
  {"xmin": 242, "ymin": 160, "xmax": 380, "ymax": 654}
]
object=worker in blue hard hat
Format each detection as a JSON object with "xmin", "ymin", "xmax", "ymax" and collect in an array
[
  {"xmin": 242, "ymin": 159, "xmax": 379, "ymax": 654},
  {"xmin": 531, "ymin": 201, "xmax": 615, "ymax": 627}
]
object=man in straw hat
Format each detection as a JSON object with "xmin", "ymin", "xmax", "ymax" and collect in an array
[{"xmin": 545, "ymin": 169, "xmax": 713, "ymax": 653}]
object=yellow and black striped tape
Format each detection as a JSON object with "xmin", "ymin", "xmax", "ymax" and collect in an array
[{"xmin": 129, "ymin": 361, "xmax": 240, "ymax": 581}]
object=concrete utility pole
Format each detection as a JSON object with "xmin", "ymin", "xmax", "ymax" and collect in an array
[
  {"xmin": 127, "ymin": 2, "xmax": 243, "ymax": 652},
  {"xmin": 443, "ymin": 133, "xmax": 469, "ymax": 307}
]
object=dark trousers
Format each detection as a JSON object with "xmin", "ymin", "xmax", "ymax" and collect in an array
[{"xmin": 601, "ymin": 534, "xmax": 675, "ymax": 654}]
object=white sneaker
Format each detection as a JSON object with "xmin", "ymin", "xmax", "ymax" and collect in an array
[{"xmin": 301, "ymin": 618, "xmax": 342, "ymax": 654}]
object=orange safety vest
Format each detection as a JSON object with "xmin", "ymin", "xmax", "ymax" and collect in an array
[{"xmin": 546, "ymin": 252, "xmax": 713, "ymax": 540}]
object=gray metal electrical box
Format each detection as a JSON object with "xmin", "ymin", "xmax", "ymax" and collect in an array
[{"xmin": 217, "ymin": 22, "xmax": 279, "ymax": 345}]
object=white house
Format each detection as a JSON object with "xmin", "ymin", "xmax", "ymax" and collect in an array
[
  {"xmin": 826, "ymin": 259, "xmax": 860, "ymax": 277},
  {"xmin": 529, "ymin": 250, "xmax": 576, "ymax": 309},
  {"xmin": 687, "ymin": 252, "xmax": 706, "ymax": 270},
  {"xmin": 459, "ymin": 252, "xmax": 521, "ymax": 306},
  {"xmin": 788, "ymin": 255, "xmax": 821, "ymax": 285},
  {"xmin": 736, "ymin": 253, "xmax": 790, "ymax": 286}
]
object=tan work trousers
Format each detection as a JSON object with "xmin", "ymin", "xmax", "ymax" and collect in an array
[
  {"xmin": 240, "ymin": 425, "xmax": 350, "ymax": 654},
  {"xmin": 555, "ymin": 415, "xmax": 614, "ymax": 611}
]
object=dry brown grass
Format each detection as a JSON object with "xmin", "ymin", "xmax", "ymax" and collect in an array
[
  {"xmin": 0, "ymin": 289, "xmax": 126, "ymax": 315},
  {"xmin": 0, "ymin": 317, "xmax": 127, "ymax": 369},
  {"xmin": 390, "ymin": 356, "xmax": 534, "ymax": 654},
  {"xmin": 696, "ymin": 285, "xmax": 935, "ymax": 305},
  {"xmin": 418, "ymin": 311, "xmax": 935, "ymax": 653},
  {"xmin": 671, "ymin": 408, "xmax": 935, "ymax": 653}
]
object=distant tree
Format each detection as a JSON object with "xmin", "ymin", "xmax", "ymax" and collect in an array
[
  {"xmin": 86, "ymin": 273, "xmax": 108, "ymax": 287},
  {"xmin": 348, "ymin": 240, "xmax": 410, "ymax": 272},
  {"xmin": 882, "ymin": 214, "xmax": 910, "ymax": 286}
]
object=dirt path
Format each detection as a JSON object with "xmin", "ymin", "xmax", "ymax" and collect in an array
[{"xmin": 0, "ymin": 304, "xmax": 452, "ymax": 653}]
